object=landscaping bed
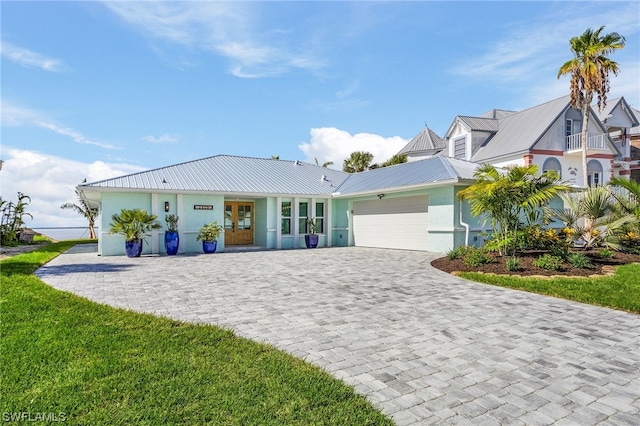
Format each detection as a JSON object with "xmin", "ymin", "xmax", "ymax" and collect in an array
[{"xmin": 431, "ymin": 249, "xmax": 640, "ymax": 277}]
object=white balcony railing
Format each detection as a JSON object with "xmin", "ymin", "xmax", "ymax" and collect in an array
[{"xmin": 566, "ymin": 133, "xmax": 607, "ymax": 152}]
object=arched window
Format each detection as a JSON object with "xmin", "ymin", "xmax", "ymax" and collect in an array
[
  {"xmin": 587, "ymin": 160, "xmax": 603, "ymax": 187},
  {"xmin": 542, "ymin": 157, "xmax": 562, "ymax": 179}
]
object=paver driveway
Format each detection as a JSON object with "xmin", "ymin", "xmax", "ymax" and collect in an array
[{"xmin": 37, "ymin": 245, "xmax": 640, "ymax": 425}]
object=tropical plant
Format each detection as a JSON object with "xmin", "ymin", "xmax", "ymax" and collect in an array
[
  {"xmin": 534, "ymin": 254, "xmax": 564, "ymax": 271},
  {"xmin": 505, "ymin": 257, "xmax": 522, "ymax": 272},
  {"xmin": 1, "ymin": 192, "xmax": 33, "ymax": 246},
  {"xmin": 557, "ymin": 26, "xmax": 625, "ymax": 187},
  {"xmin": 457, "ymin": 164, "xmax": 569, "ymax": 256},
  {"xmin": 165, "ymin": 214, "xmax": 179, "ymax": 232},
  {"xmin": 196, "ymin": 222, "xmax": 224, "ymax": 242},
  {"xmin": 306, "ymin": 218, "xmax": 318, "ymax": 235},
  {"xmin": 342, "ymin": 151, "xmax": 374, "ymax": 173},
  {"xmin": 61, "ymin": 189, "xmax": 98, "ymax": 239},
  {"xmin": 109, "ymin": 209, "xmax": 162, "ymax": 242},
  {"xmin": 567, "ymin": 252, "xmax": 592, "ymax": 269},
  {"xmin": 608, "ymin": 177, "xmax": 640, "ymax": 252},
  {"xmin": 550, "ymin": 186, "xmax": 636, "ymax": 250},
  {"xmin": 314, "ymin": 158, "xmax": 334, "ymax": 168},
  {"xmin": 381, "ymin": 154, "xmax": 408, "ymax": 167},
  {"xmin": 462, "ymin": 247, "xmax": 495, "ymax": 267}
]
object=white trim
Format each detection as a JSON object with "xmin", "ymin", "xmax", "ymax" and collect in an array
[
  {"xmin": 276, "ymin": 196, "xmax": 282, "ymax": 249},
  {"xmin": 177, "ymin": 194, "xmax": 184, "ymax": 254}
]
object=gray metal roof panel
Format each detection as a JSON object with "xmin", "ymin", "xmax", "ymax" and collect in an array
[
  {"xmin": 334, "ymin": 156, "xmax": 477, "ymax": 195},
  {"xmin": 471, "ymin": 96, "xmax": 571, "ymax": 162},
  {"xmin": 458, "ymin": 116, "xmax": 499, "ymax": 132},
  {"xmin": 398, "ymin": 127, "xmax": 446, "ymax": 155},
  {"xmin": 82, "ymin": 155, "xmax": 350, "ymax": 195}
]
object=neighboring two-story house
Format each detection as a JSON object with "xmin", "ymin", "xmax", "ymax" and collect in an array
[{"xmin": 399, "ymin": 95, "xmax": 639, "ymax": 186}]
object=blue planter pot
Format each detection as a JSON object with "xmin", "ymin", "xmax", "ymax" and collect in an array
[
  {"xmin": 125, "ymin": 239, "xmax": 143, "ymax": 257},
  {"xmin": 202, "ymin": 240, "xmax": 217, "ymax": 254},
  {"xmin": 305, "ymin": 234, "xmax": 319, "ymax": 249},
  {"xmin": 165, "ymin": 231, "xmax": 179, "ymax": 255}
]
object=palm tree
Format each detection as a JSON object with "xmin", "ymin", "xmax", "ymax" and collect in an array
[
  {"xmin": 457, "ymin": 164, "xmax": 569, "ymax": 256},
  {"xmin": 342, "ymin": 151, "xmax": 374, "ymax": 173},
  {"xmin": 551, "ymin": 186, "xmax": 635, "ymax": 249},
  {"xmin": 314, "ymin": 157, "xmax": 334, "ymax": 168},
  {"xmin": 381, "ymin": 154, "xmax": 408, "ymax": 167},
  {"xmin": 557, "ymin": 26, "xmax": 625, "ymax": 187},
  {"xmin": 61, "ymin": 189, "xmax": 98, "ymax": 239}
]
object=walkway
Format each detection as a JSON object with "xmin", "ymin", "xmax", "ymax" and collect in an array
[{"xmin": 36, "ymin": 245, "xmax": 640, "ymax": 425}]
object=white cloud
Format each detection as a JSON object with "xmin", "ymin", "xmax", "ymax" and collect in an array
[
  {"xmin": 102, "ymin": 1, "xmax": 323, "ymax": 78},
  {"xmin": 142, "ymin": 133, "xmax": 179, "ymax": 144},
  {"xmin": 298, "ymin": 127, "xmax": 407, "ymax": 169},
  {"xmin": 451, "ymin": 3, "xmax": 639, "ymax": 85},
  {"xmin": 1, "ymin": 148, "xmax": 145, "ymax": 228},
  {"xmin": 1, "ymin": 100, "xmax": 117, "ymax": 150},
  {"xmin": 0, "ymin": 41, "xmax": 67, "ymax": 72}
]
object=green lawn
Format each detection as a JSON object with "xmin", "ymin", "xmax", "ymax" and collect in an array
[
  {"xmin": 459, "ymin": 263, "xmax": 640, "ymax": 314},
  {"xmin": 1, "ymin": 241, "xmax": 392, "ymax": 425}
]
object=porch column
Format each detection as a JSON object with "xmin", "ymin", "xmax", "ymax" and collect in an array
[
  {"xmin": 326, "ymin": 198, "xmax": 332, "ymax": 247},
  {"xmin": 151, "ymin": 193, "xmax": 159, "ymax": 254},
  {"xmin": 276, "ymin": 197, "xmax": 282, "ymax": 249}
]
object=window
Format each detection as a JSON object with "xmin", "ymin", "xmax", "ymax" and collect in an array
[
  {"xmin": 587, "ymin": 160, "xmax": 603, "ymax": 187},
  {"xmin": 299, "ymin": 202, "xmax": 308, "ymax": 233},
  {"xmin": 453, "ymin": 137, "xmax": 466, "ymax": 160},
  {"xmin": 315, "ymin": 202, "xmax": 325, "ymax": 234},
  {"xmin": 281, "ymin": 201, "xmax": 291, "ymax": 234},
  {"xmin": 542, "ymin": 158, "xmax": 562, "ymax": 179},
  {"xmin": 566, "ymin": 119, "xmax": 581, "ymax": 137}
]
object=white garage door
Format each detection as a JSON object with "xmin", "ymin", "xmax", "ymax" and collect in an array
[{"xmin": 353, "ymin": 195, "xmax": 428, "ymax": 251}]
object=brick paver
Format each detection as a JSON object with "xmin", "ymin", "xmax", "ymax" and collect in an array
[{"xmin": 36, "ymin": 244, "xmax": 640, "ymax": 425}]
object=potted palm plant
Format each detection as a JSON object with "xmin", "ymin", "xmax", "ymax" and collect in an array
[
  {"xmin": 109, "ymin": 209, "xmax": 162, "ymax": 257},
  {"xmin": 196, "ymin": 222, "xmax": 224, "ymax": 253},
  {"xmin": 164, "ymin": 214, "xmax": 179, "ymax": 255},
  {"xmin": 305, "ymin": 218, "xmax": 319, "ymax": 249}
]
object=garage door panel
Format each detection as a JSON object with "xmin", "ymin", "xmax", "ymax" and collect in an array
[{"xmin": 353, "ymin": 196, "xmax": 428, "ymax": 251}]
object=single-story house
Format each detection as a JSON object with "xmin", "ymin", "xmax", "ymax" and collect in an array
[{"xmin": 79, "ymin": 155, "xmax": 482, "ymax": 256}]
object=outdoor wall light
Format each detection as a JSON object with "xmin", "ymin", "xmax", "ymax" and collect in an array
[{"xmin": 164, "ymin": 202, "xmax": 170, "ymax": 212}]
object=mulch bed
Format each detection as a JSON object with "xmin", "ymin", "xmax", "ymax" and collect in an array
[{"xmin": 431, "ymin": 250, "xmax": 640, "ymax": 277}]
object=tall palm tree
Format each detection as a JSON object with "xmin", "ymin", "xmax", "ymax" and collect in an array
[
  {"xmin": 314, "ymin": 157, "xmax": 334, "ymax": 168},
  {"xmin": 342, "ymin": 151, "xmax": 374, "ymax": 173},
  {"xmin": 557, "ymin": 26, "xmax": 625, "ymax": 187},
  {"xmin": 457, "ymin": 164, "xmax": 569, "ymax": 255},
  {"xmin": 61, "ymin": 189, "xmax": 98, "ymax": 239}
]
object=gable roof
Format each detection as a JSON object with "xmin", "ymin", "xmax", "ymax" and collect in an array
[
  {"xmin": 596, "ymin": 97, "xmax": 640, "ymax": 128},
  {"xmin": 397, "ymin": 126, "xmax": 446, "ymax": 155},
  {"xmin": 333, "ymin": 156, "xmax": 477, "ymax": 196},
  {"xmin": 471, "ymin": 96, "xmax": 572, "ymax": 162},
  {"xmin": 458, "ymin": 116, "xmax": 500, "ymax": 132},
  {"xmin": 81, "ymin": 155, "xmax": 350, "ymax": 196}
]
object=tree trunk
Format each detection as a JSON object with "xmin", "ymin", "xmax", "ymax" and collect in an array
[{"xmin": 580, "ymin": 105, "xmax": 589, "ymax": 188}]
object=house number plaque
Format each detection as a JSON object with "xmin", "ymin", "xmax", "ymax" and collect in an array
[{"xmin": 193, "ymin": 205, "xmax": 213, "ymax": 210}]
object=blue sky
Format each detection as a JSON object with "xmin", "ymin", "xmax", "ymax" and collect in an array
[{"xmin": 2, "ymin": 1, "xmax": 639, "ymax": 228}]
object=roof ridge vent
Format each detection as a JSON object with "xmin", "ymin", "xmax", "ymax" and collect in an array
[
  {"xmin": 294, "ymin": 160, "xmax": 300, "ymax": 165},
  {"xmin": 320, "ymin": 174, "xmax": 328, "ymax": 182}
]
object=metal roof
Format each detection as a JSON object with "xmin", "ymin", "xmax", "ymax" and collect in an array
[
  {"xmin": 478, "ymin": 109, "xmax": 517, "ymax": 119},
  {"xmin": 398, "ymin": 127, "xmax": 446, "ymax": 155},
  {"xmin": 333, "ymin": 156, "xmax": 477, "ymax": 196},
  {"xmin": 81, "ymin": 155, "xmax": 350, "ymax": 196},
  {"xmin": 471, "ymin": 96, "xmax": 571, "ymax": 162},
  {"xmin": 458, "ymin": 116, "xmax": 499, "ymax": 132}
]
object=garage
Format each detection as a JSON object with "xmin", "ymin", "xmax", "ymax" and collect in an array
[{"xmin": 352, "ymin": 195, "xmax": 428, "ymax": 251}]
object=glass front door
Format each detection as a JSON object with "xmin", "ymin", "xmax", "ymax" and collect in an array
[{"xmin": 224, "ymin": 202, "xmax": 254, "ymax": 245}]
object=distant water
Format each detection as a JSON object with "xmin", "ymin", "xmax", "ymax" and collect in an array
[{"xmin": 31, "ymin": 227, "xmax": 99, "ymax": 241}]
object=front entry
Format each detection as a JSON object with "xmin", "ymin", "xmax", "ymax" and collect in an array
[{"xmin": 224, "ymin": 202, "xmax": 254, "ymax": 245}]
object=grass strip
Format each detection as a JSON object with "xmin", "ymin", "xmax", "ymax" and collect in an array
[
  {"xmin": 1, "ymin": 242, "xmax": 392, "ymax": 425},
  {"xmin": 458, "ymin": 263, "xmax": 640, "ymax": 314}
]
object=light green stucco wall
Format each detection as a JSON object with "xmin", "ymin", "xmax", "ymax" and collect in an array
[
  {"xmin": 100, "ymin": 192, "xmax": 154, "ymax": 256},
  {"xmin": 331, "ymin": 198, "xmax": 350, "ymax": 247}
]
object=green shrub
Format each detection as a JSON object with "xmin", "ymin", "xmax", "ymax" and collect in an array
[
  {"xmin": 533, "ymin": 254, "xmax": 564, "ymax": 271},
  {"xmin": 505, "ymin": 257, "xmax": 522, "ymax": 272},
  {"xmin": 567, "ymin": 252, "xmax": 592, "ymax": 269},
  {"xmin": 463, "ymin": 248, "xmax": 494, "ymax": 267},
  {"xmin": 599, "ymin": 248, "xmax": 614, "ymax": 259},
  {"xmin": 446, "ymin": 245, "xmax": 469, "ymax": 260}
]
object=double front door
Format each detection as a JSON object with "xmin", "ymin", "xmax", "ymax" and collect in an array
[{"xmin": 224, "ymin": 202, "xmax": 253, "ymax": 245}]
